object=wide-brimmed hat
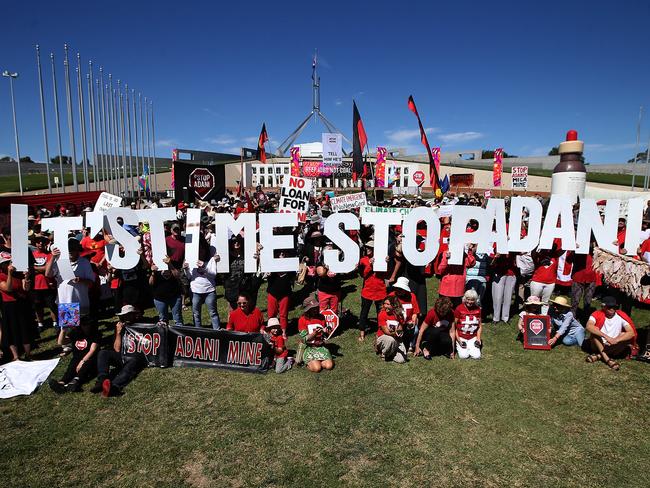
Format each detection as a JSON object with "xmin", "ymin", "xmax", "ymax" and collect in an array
[
  {"xmin": 392, "ymin": 277, "xmax": 411, "ymax": 293},
  {"xmin": 524, "ymin": 296, "xmax": 543, "ymax": 306},
  {"xmin": 550, "ymin": 296, "xmax": 571, "ymax": 308},
  {"xmin": 302, "ymin": 296, "xmax": 320, "ymax": 313},
  {"xmin": 116, "ymin": 304, "xmax": 138, "ymax": 317},
  {"xmin": 266, "ymin": 318, "xmax": 281, "ymax": 330}
]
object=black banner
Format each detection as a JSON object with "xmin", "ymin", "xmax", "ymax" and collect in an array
[
  {"xmin": 167, "ymin": 325, "xmax": 274, "ymax": 373},
  {"xmin": 122, "ymin": 323, "xmax": 169, "ymax": 368}
]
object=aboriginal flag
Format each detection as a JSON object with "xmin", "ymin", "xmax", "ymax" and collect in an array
[
  {"xmin": 407, "ymin": 95, "xmax": 442, "ymax": 193},
  {"xmin": 352, "ymin": 101, "xmax": 368, "ymax": 182},
  {"xmin": 256, "ymin": 123, "xmax": 269, "ymax": 163}
]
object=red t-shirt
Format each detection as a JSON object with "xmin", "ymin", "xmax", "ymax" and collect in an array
[
  {"xmin": 227, "ymin": 307, "xmax": 264, "ymax": 333},
  {"xmin": 0, "ymin": 272, "xmax": 25, "ymax": 302},
  {"xmin": 298, "ymin": 315, "xmax": 325, "ymax": 333},
  {"xmin": 454, "ymin": 303, "xmax": 481, "ymax": 340},
  {"xmin": 569, "ymin": 252, "xmax": 597, "ymax": 283},
  {"xmin": 81, "ymin": 236, "xmax": 106, "ymax": 263},
  {"xmin": 377, "ymin": 310, "xmax": 402, "ymax": 337},
  {"xmin": 531, "ymin": 257, "xmax": 558, "ymax": 284},
  {"xmin": 270, "ymin": 334, "xmax": 288, "ymax": 359},
  {"xmin": 32, "ymin": 250, "xmax": 53, "ymax": 290},
  {"xmin": 359, "ymin": 255, "xmax": 387, "ymax": 301},
  {"xmin": 387, "ymin": 291, "xmax": 420, "ymax": 319},
  {"xmin": 423, "ymin": 308, "xmax": 454, "ymax": 330},
  {"xmin": 165, "ymin": 235, "xmax": 185, "ymax": 264}
]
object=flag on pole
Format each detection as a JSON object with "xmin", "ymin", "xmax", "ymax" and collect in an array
[
  {"xmin": 139, "ymin": 161, "xmax": 150, "ymax": 194},
  {"xmin": 256, "ymin": 123, "xmax": 269, "ymax": 163},
  {"xmin": 290, "ymin": 146, "xmax": 301, "ymax": 176},
  {"xmin": 171, "ymin": 148, "xmax": 178, "ymax": 189},
  {"xmin": 440, "ymin": 174, "xmax": 450, "ymax": 193},
  {"xmin": 493, "ymin": 148, "xmax": 503, "ymax": 187},
  {"xmin": 375, "ymin": 147, "xmax": 387, "ymax": 187},
  {"xmin": 407, "ymin": 95, "xmax": 442, "ymax": 195},
  {"xmin": 352, "ymin": 101, "xmax": 368, "ymax": 183},
  {"xmin": 432, "ymin": 147, "xmax": 441, "ymax": 173}
]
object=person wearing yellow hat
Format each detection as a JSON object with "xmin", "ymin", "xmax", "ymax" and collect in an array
[{"xmin": 548, "ymin": 296, "xmax": 585, "ymax": 347}]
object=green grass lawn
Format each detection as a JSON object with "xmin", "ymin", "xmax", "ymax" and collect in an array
[{"xmin": 1, "ymin": 276, "xmax": 650, "ymax": 487}]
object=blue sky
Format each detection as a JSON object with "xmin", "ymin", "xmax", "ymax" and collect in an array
[{"xmin": 1, "ymin": 0, "xmax": 649, "ymax": 164}]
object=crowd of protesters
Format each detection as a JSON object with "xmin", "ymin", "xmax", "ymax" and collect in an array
[{"xmin": 1, "ymin": 186, "xmax": 649, "ymax": 397}]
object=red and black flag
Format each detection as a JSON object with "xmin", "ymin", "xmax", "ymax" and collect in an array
[
  {"xmin": 352, "ymin": 101, "xmax": 368, "ymax": 183},
  {"xmin": 407, "ymin": 95, "xmax": 442, "ymax": 193},
  {"xmin": 256, "ymin": 123, "xmax": 269, "ymax": 163}
]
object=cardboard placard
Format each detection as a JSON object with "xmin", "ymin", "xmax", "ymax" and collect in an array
[
  {"xmin": 279, "ymin": 176, "xmax": 313, "ymax": 223},
  {"xmin": 523, "ymin": 314, "xmax": 551, "ymax": 350},
  {"xmin": 321, "ymin": 309, "xmax": 340, "ymax": 340},
  {"xmin": 94, "ymin": 192, "xmax": 123, "ymax": 212},
  {"xmin": 512, "ymin": 166, "xmax": 528, "ymax": 190}
]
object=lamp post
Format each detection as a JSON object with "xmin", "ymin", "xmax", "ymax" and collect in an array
[{"xmin": 2, "ymin": 70, "xmax": 23, "ymax": 195}]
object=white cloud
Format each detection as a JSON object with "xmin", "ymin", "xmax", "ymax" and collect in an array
[
  {"xmin": 585, "ymin": 143, "xmax": 637, "ymax": 152},
  {"xmin": 384, "ymin": 127, "xmax": 439, "ymax": 144},
  {"xmin": 438, "ymin": 131, "xmax": 484, "ymax": 144},
  {"xmin": 242, "ymin": 136, "xmax": 258, "ymax": 145},
  {"xmin": 205, "ymin": 135, "xmax": 236, "ymax": 145},
  {"xmin": 202, "ymin": 108, "xmax": 220, "ymax": 117},
  {"xmin": 335, "ymin": 99, "xmax": 343, "ymax": 106},
  {"xmin": 156, "ymin": 139, "xmax": 177, "ymax": 148}
]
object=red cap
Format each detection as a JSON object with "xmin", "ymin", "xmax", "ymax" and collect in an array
[{"xmin": 566, "ymin": 130, "xmax": 578, "ymax": 141}]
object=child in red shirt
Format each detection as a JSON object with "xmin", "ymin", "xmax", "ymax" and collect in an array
[{"xmin": 265, "ymin": 318, "xmax": 293, "ymax": 373}]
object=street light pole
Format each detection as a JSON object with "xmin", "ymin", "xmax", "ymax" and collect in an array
[{"xmin": 2, "ymin": 70, "xmax": 23, "ymax": 195}]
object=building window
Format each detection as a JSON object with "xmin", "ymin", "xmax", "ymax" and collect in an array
[
  {"xmin": 275, "ymin": 166, "xmax": 282, "ymax": 174},
  {"xmin": 252, "ymin": 167, "xmax": 257, "ymax": 174}
]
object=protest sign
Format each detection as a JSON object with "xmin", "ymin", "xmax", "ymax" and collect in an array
[
  {"xmin": 10, "ymin": 204, "xmax": 28, "ymax": 272},
  {"xmin": 122, "ymin": 323, "xmax": 169, "ymax": 368},
  {"xmin": 330, "ymin": 192, "xmax": 367, "ymax": 212},
  {"xmin": 523, "ymin": 315, "xmax": 551, "ymax": 350},
  {"xmin": 94, "ymin": 192, "xmax": 122, "ymax": 212},
  {"xmin": 512, "ymin": 166, "xmax": 528, "ymax": 190},
  {"xmin": 321, "ymin": 309, "xmax": 340, "ymax": 340},
  {"xmin": 322, "ymin": 133, "xmax": 343, "ymax": 169},
  {"xmin": 484, "ymin": 190, "xmax": 492, "ymax": 199},
  {"xmin": 168, "ymin": 325, "xmax": 273, "ymax": 373},
  {"xmin": 408, "ymin": 169, "xmax": 426, "ymax": 187},
  {"xmin": 279, "ymin": 176, "xmax": 313, "ymax": 222},
  {"xmin": 360, "ymin": 206, "xmax": 412, "ymax": 219}
]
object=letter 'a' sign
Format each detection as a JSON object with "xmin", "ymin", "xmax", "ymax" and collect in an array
[
  {"xmin": 189, "ymin": 168, "xmax": 215, "ymax": 200},
  {"xmin": 279, "ymin": 176, "xmax": 313, "ymax": 223}
]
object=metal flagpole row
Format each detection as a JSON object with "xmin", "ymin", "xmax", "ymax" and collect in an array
[
  {"xmin": 76, "ymin": 55, "xmax": 90, "ymax": 190},
  {"xmin": 125, "ymin": 85, "xmax": 135, "ymax": 198},
  {"xmin": 99, "ymin": 69, "xmax": 112, "ymax": 194},
  {"xmin": 150, "ymin": 100, "xmax": 158, "ymax": 194},
  {"xmin": 118, "ymin": 81, "xmax": 128, "ymax": 194},
  {"xmin": 139, "ymin": 93, "xmax": 146, "ymax": 195},
  {"xmin": 131, "ymin": 89, "xmax": 142, "ymax": 200},
  {"xmin": 63, "ymin": 45, "xmax": 79, "ymax": 192},
  {"xmin": 50, "ymin": 53, "xmax": 66, "ymax": 193},
  {"xmin": 35, "ymin": 45, "xmax": 52, "ymax": 193},
  {"xmin": 109, "ymin": 75, "xmax": 121, "ymax": 195},
  {"xmin": 87, "ymin": 67, "xmax": 100, "ymax": 191},
  {"xmin": 145, "ymin": 97, "xmax": 152, "ymax": 195}
]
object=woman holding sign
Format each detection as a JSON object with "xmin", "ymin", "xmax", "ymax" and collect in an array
[{"xmin": 298, "ymin": 296, "xmax": 334, "ymax": 373}]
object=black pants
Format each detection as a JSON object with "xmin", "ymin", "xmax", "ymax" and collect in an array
[
  {"xmin": 409, "ymin": 280, "xmax": 427, "ymax": 316},
  {"xmin": 421, "ymin": 327, "xmax": 453, "ymax": 356},
  {"xmin": 61, "ymin": 353, "xmax": 97, "ymax": 384},
  {"xmin": 97, "ymin": 350, "xmax": 146, "ymax": 390},
  {"xmin": 359, "ymin": 298, "xmax": 383, "ymax": 332}
]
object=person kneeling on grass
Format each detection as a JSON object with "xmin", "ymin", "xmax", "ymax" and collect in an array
[
  {"xmin": 375, "ymin": 296, "xmax": 408, "ymax": 363},
  {"xmin": 90, "ymin": 305, "xmax": 147, "ymax": 397},
  {"xmin": 585, "ymin": 296, "xmax": 637, "ymax": 371},
  {"xmin": 516, "ymin": 296, "xmax": 543, "ymax": 341},
  {"xmin": 452, "ymin": 289, "xmax": 482, "ymax": 360},
  {"xmin": 298, "ymin": 296, "xmax": 334, "ymax": 373},
  {"xmin": 548, "ymin": 296, "xmax": 585, "ymax": 348},
  {"xmin": 265, "ymin": 318, "xmax": 294, "ymax": 373},
  {"xmin": 414, "ymin": 296, "xmax": 455, "ymax": 359},
  {"xmin": 49, "ymin": 317, "xmax": 100, "ymax": 393}
]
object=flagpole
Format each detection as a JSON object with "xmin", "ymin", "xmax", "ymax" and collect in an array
[
  {"xmin": 50, "ymin": 53, "xmax": 65, "ymax": 193},
  {"xmin": 36, "ymin": 46, "xmax": 52, "ymax": 193},
  {"xmin": 132, "ymin": 89, "xmax": 142, "ymax": 200},
  {"xmin": 125, "ymin": 85, "xmax": 135, "ymax": 198},
  {"xmin": 644, "ymin": 133, "xmax": 650, "ymax": 191},
  {"xmin": 631, "ymin": 106, "xmax": 643, "ymax": 191},
  {"xmin": 63, "ymin": 44, "xmax": 79, "ymax": 192},
  {"xmin": 150, "ymin": 100, "xmax": 158, "ymax": 195},
  {"xmin": 118, "ymin": 81, "xmax": 129, "ymax": 195},
  {"xmin": 87, "ymin": 71, "xmax": 99, "ymax": 190},
  {"xmin": 105, "ymin": 80, "xmax": 114, "ymax": 194},
  {"xmin": 109, "ymin": 76, "xmax": 121, "ymax": 195},
  {"xmin": 145, "ymin": 97, "xmax": 152, "ymax": 195},
  {"xmin": 139, "ymin": 92, "xmax": 147, "ymax": 195},
  {"xmin": 99, "ymin": 70, "xmax": 111, "ymax": 194},
  {"xmin": 75, "ymin": 55, "xmax": 90, "ymax": 190}
]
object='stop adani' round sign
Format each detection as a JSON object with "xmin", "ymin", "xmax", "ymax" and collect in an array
[
  {"xmin": 412, "ymin": 170, "xmax": 425, "ymax": 186},
  {"xmin": 189, "ymin": 168, "xmax": 215, "ymax": 200}
]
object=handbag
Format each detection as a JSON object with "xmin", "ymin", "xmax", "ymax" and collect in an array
[{"xmin": 296, "ymin": 262, "xmax": 308, "ymax": 286}]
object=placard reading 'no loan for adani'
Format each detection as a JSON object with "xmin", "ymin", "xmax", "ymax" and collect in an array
[{"xmin": 279, "ymin": 176, "xmax": 313, "ymax": 223}]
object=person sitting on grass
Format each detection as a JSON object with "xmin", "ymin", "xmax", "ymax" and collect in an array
[
  {"xmin": 90, "ymin": 305, "xmax": 147, "ymax": 398},
  {"xmin": 452, "ymin": 289, "xmax": 482, "ymax": 360},
  {"xmin": 298, "ymin": 296, "xmax": 334, "ymax": 373},
  {"xmin": 548, "ymin": 296, "xmax": 585, "ymax": 348},
  {"xmin": 585, "ymin": 296, "xmax": 637, "ymax": 371},
  {"xmin": 516, "ymin": 295, "xmax": 544, "ymax": 341},
  {"xmin": 414, "ymin": 296, "xmax": 455, "ymax": 359},
  {"xmin": 375, "ymin": 295, "xmax": 407, "ymax": 363},
  {"xmin": 265, "ymin": 317, "xmax": 293, "ymax": 374},
  {"xmin": 48, "ymin": 317, "xmax": 100, "ymax": 393},
  {"xmin": 226, "ymin": 292, "xmax": 264, "ymax": 333}
]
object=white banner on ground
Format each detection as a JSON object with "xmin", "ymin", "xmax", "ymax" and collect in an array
[
  {"xmin": 330, "ymin": 192, "xmax": 367, "ymax": 212},
  {"xmin": 94, "ymin": 192, "xmax": 123, "ymax": 212},
  {"xmin": 322, "ymin": 133, "xmax": 343, "ymax": 168},
  {"xmin": 0, "ymin": 358, "xmax": 59, "ymax": 399},
  {"xmin": 512, "ymin": 166, "xmax": 528, "ymax": 190},
  {"xmin": 279, "ymin": 176, "xmax": 313, "ymax": 223}
]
